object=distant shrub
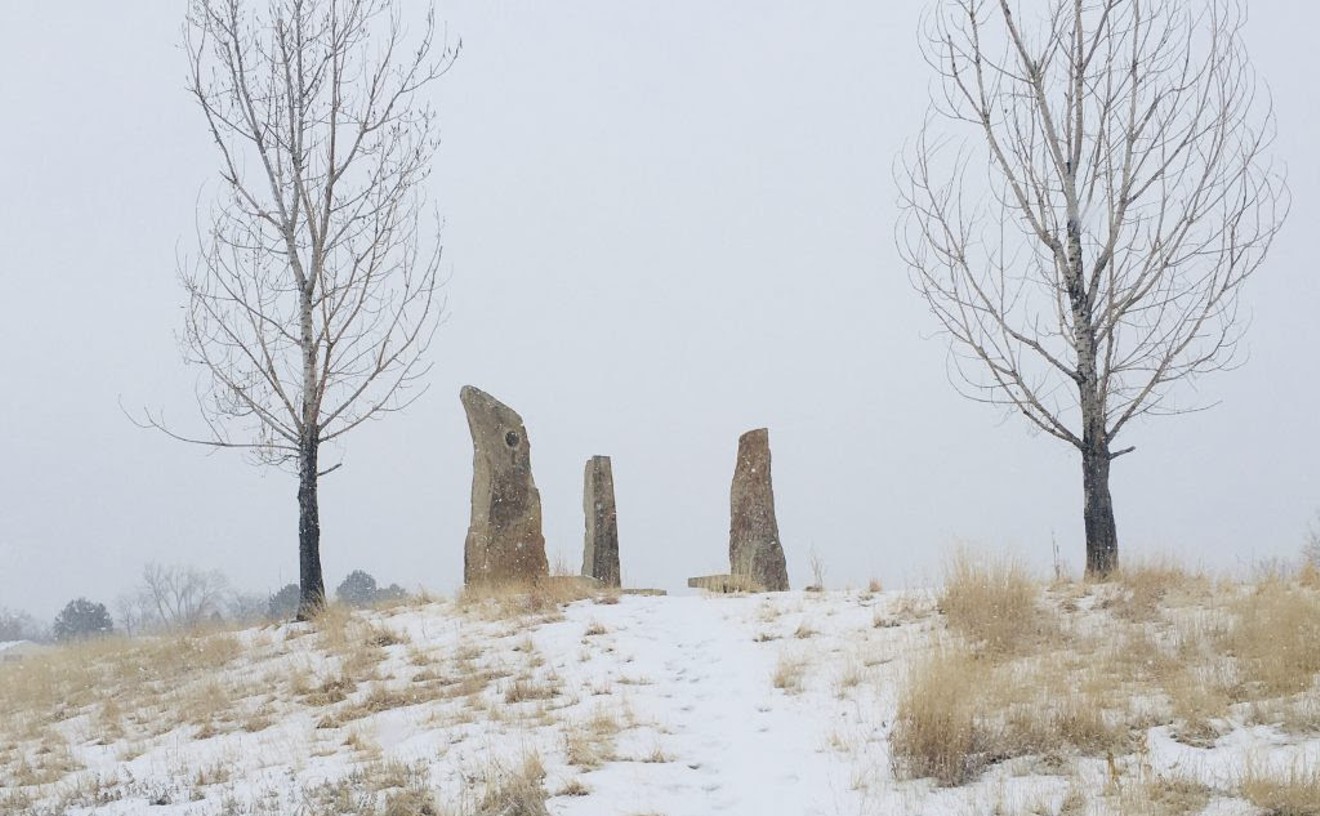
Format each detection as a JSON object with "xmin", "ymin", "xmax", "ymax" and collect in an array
[
  {"xmin": 334, "ymin": 571, "xmax": 408, "ymax": 607},
  {"xmin": 0, "ymin": 607, "xmax": 44, "ymax": 642},
  {"xmin": 52, "ymin": 598, "xmax": 114, "ymax": 642},
  {"xmin": 267, "ymin": 584, "xmax": 301, "ymax": 620},
  {"xmin": 336, "ymin": 570, "xmax": 379, "ymax": 608}
]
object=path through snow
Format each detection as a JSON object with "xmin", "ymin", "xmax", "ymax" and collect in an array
[{"xmin": 534, "ymin": 594, "xmax": 871, "ymax": 815}]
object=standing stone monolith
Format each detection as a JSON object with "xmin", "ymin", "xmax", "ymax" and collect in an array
[
  {"xmin": 581, "ymin": 455, "xmax": 620, "ymax": 588},
  {"xmin": 729, "ymin": 428, "xmax": 789, "ymax": 591},
  {"xmin": 460, "ymin": 385, "xmax": 548, "ymax": 586}
]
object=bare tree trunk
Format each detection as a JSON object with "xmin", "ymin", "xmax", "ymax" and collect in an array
[
  {"xmin": 1067, "ymin": 179, "xmax": 1119, "ymax": 578},
  {"xmin": 1081, "ymin": 430, "xmax": 1118, "ymax": 577},
  {"xmin": 296, "ymin": 431, "xmax": 323, "ymax": 620}
]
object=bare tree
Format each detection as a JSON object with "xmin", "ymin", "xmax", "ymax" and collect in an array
[
  {"xmin": 113, "ymin": 593, "xmax": 146, "ymax": 638},
  {"xmin": 898, "ymin": 0, "xmax": 1285, "ymax": 575},
  {"xmin": 0, "ymin": 607, "xmax": 43, "ymax": 642},
  {"xmin": 146, "ymin": 0, "xmax": 457, "ymax": 617},
  {"xmin": 137, "ymin": 563, "xmax": 232, "ymax": 630}
]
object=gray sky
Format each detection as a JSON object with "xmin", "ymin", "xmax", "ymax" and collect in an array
[{"xmin": 2, "ymin": 2, "xmax": 1316, "ymax": 622}]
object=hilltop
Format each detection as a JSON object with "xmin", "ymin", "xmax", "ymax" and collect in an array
[{"xmin": 2, "ymin": 563, "xmax": 1319, "ymax": 815}]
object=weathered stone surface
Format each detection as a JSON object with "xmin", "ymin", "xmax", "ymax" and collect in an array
[
  {"xmin": 581, "ymin": 455, "xmax": 621, "ymax": 588},
  {"xmin": 728, "ymin": 428, "xmax": 789, "ymax": 591},
  {"xmin": 460, "ymin": 385, "xmax": 548, "ymax": 586},
  {"xmin": 687, "ymin": 574, "xmax": 761, "ymax": 593}
]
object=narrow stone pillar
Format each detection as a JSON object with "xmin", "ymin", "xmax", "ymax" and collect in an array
[
  {"xmin": 729, "ymin": 428, "xmax": 790, "ymax": 591},
  {"xmin": 581, "ymin": 455, "xmax": 620, "ymax": 588},
  {"xmin": 460, "ymin": 385, "xmax": 548, "ymax": 586}
]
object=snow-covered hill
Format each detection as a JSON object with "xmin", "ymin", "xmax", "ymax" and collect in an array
[{"xmin": 3, "ymin": 573, "xmax": 1318, "ymax": 815}]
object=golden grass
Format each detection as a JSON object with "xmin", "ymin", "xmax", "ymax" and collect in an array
[
  {"xmin": 1239, "ymin": 759, "xmax": 1320, "ymax": 816},
  {"xmin": 457, "ymin": 578, "xmax": 607, "ymax": 621},
  {"xmin": 564, "ymin": 728, "xmax": 611, "ymax": 769},
  {"xmin": 889, "ymin": 555, "xmax": 1320, "ymax": 791},
  {"xmin": 0, "ymin": 596, "xmax": 461, "ymax": 797},
  {"xmin": 1224, "ymin": 579, "xmax": 1320, "ymax": 700},
  {"xmin": 1105, "ymin": 560, "xmax": 1213, "ymax": 622},
  {"xmin": 337, "ymin": 682, "xmax": 441, "ymax": 722},
  {"xmin": 562, "ymin": 704, "xmax": 622, "ymax": 769},
  {"xmin": 891, "ymin": 638, "xmax": 1137, "ymax": 786},
  {"xmin": 7, "ymin": 560, "xmax": 1320, "ymax": 813},
  {"xmin": 0, "ymin": 629, "xmax": 255, "ymax": 770},
  {"xmin": 1116, "ymin": 773, "xmax": 1214, "ymax": 816},
  {"xmin": 557, "ymin": 778, "xmax": 591, "ymax": 796},
  {"xmin": 474, "ymin": 752, "xmax": 549, "ymax": 816},
  {"xmin": 938, "ymin": 550, "xmax": 1044, "ymax": 655},
  {"xmin": 892, "ymin": 554, "xmax": 1231, "ymax": 787},
  {"xmin": 890, "ymin": 646, "xmax": 988, "ymax": 786},
  {"xmin": 503, "ymin": 676, "xmax": 560, "ymax": 704},
  {"xmin": 772, "ymin": 652, "xmax": 807, "ymax": 694}
]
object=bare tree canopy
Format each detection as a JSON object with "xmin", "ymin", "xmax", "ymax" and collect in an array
[
  {"xmin": 148, "ymin": 0, "xmax": 457, "ymax": 617},
  {"xmin": 137, "ymin": 563, "xmax": 231, "ymax": 631},
  {"xmin": 898, "ymin": 0, "xmax": 1286, "ymax": 575}
]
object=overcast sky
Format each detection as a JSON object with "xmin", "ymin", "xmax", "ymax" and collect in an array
[{"xmin": 2, "ymin": 2, "xmax": 1316, "ymax": 622}]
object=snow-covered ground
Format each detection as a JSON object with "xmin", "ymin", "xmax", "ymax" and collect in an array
[{"xmin": 3, "ymin": 585, "xmax": 1318, "ymax": 815}]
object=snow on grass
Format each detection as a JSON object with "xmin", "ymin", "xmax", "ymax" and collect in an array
[{"xmin": 2, "ymin": 568, "xmax": 1319, "ymax": 815}]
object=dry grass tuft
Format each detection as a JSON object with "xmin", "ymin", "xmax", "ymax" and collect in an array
[
  {"xmin": 504, "ymin": 676, "xmax": 560, "ymax": 704},
  {"xmin": 1106, "ymin": 561, "xmax": 1210, "ymax": 621},
  {"xmin": 1164, "ymin": 662, "xmax": 1232, "ymax": 746},
  {"xmin": 296, "ymin": 758, "xmax": 441, "ymax": 815},
  {"xmin": 556, "ymin": 778, "xmax": 591, "ymax": 797},
  {"xmin": 890, "ymin": 646, "xmax": 988, "ymax": 786},
  {"xmin": 564, "ymin": 729, "xmax": 609, "ymax": 769},
  {"xmin": 1225, "ymin": 579, "xmax": 1320, "ymax": 700},
  {"xmin": 1239, "ymin": 759, "xmax": 1320, "ymax": 816},
  {"xmin": 458, "ymin": 578, "xmax": 607, "ymax": 621},
  {"xmin": 939, "ymin": 551, "xmax": 1043, "ymax": 655},
  {"xmin": 772, "ymin": 653, "xmax": 807, "ymax": 694},
  {"xmin": 311, "ymin": 601, "xmax": 356, "ymax": 650},
  {"xmin": 563, "ymin": 705, "xmax": 621, "ymax": 768},
  {"xmin": 475, "ymin": 752, "xmax": 549, "ymax": 816},
  {"xmin": 338, "ymin": 682, "xmax": 442, "ymax": 722},
  {"xmin": 891, "ymin": 635, "xmax": 1136, "ymax": 786},
  {"xmin": 1117, "ymin": 773, "xmax": 1214, "ymax": 816}
]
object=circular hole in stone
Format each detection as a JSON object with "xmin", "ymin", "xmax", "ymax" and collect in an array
[{"xmin": 505, "ymin": 431, "xmax": 520, "ymax": 448}]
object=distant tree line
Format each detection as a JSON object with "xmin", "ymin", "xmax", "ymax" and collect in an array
[{"xmin": 6, "ymin": 564, "xmax": 407, "ymax": 644}]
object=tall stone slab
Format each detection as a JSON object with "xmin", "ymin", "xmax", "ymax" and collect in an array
[
  {"xmin": 729, "ymin": 428, "xmax": 790, "ymax": 591},
  {"xmin": 460, "ymin": 385, "xmax": 548, "ymax": 586},
  {"xmin": 581, "ymin": 455, "xmax": 620, "ymax": 588}
]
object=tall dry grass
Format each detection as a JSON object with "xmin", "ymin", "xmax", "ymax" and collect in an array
[
  {"xmin": 1105, "ymin": 560, "xmax": 1212, "ymax": 621},
  {"xmin": 938, "ymin": 550, "xmax": 1044, "ymax": 655},
  {"xmin": 890, "ymin": 646, "xmax": 988, "ymax": 786},
  {"xmin": 456, "ymin": 578, "xmax": 615, "ymax": 621},
  {"xmin": 1225, "ymin": 578, "xmax": 1320, "ymax": 699},
  {"xmin": 891, "ymin": 553, "xmax": 1282, "ymax": 787},
  {"xmin": 1238, "ymin": 758, "xmax": 1320, "ymax": 816}
]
